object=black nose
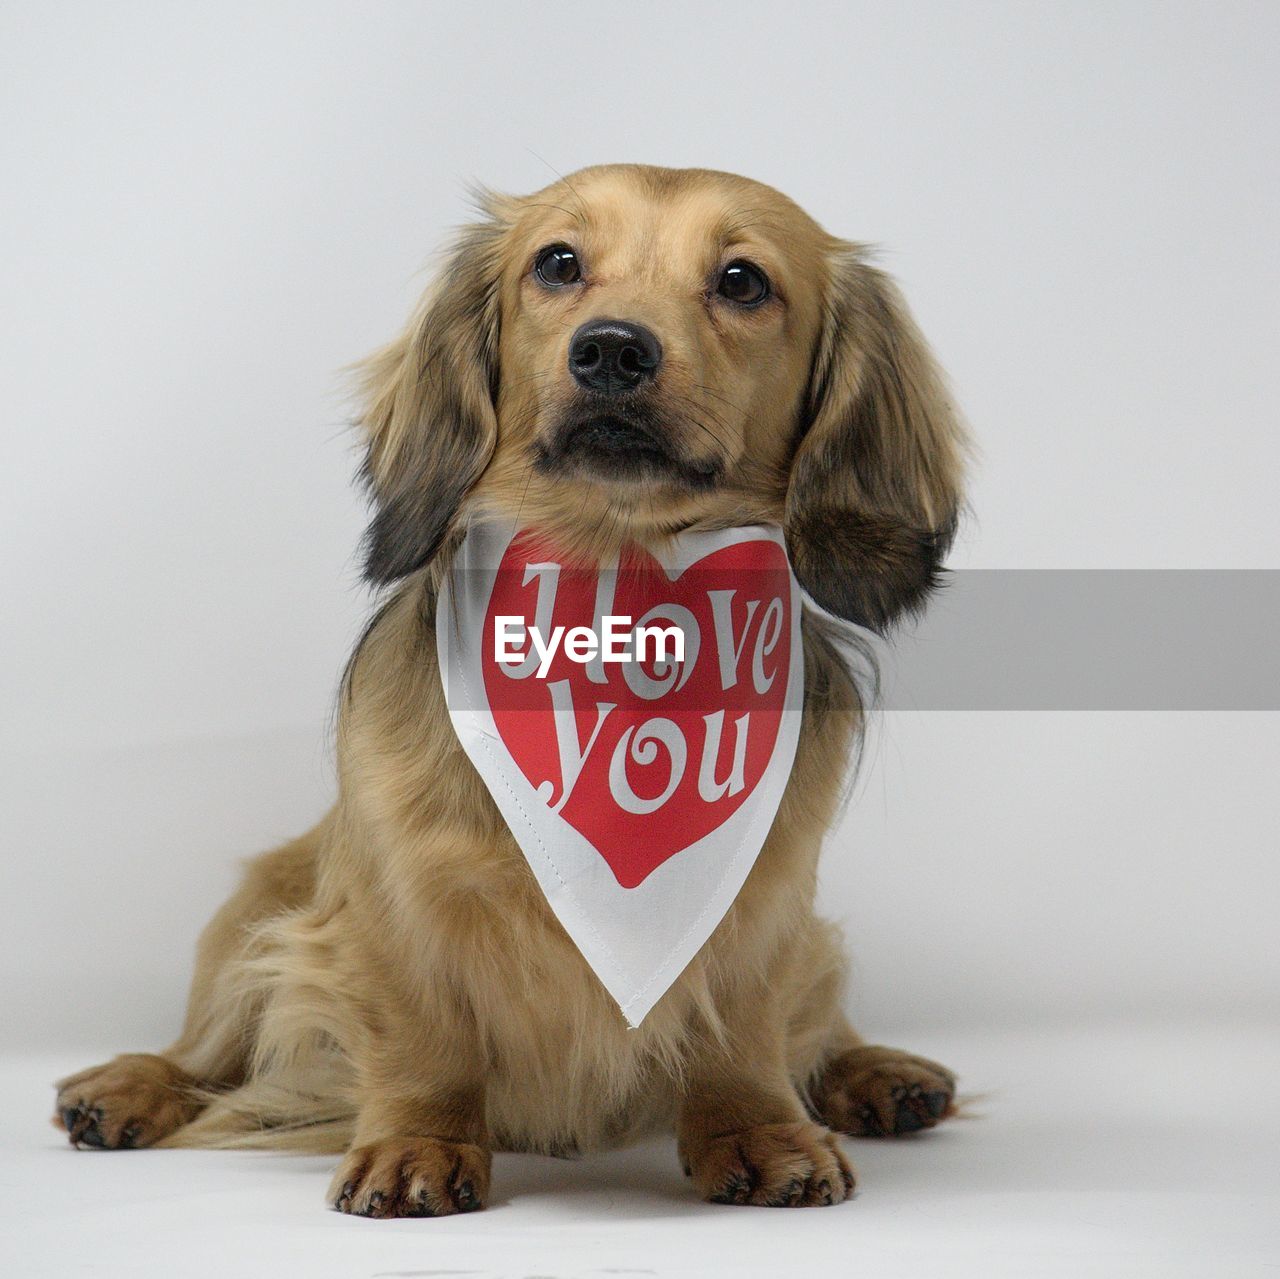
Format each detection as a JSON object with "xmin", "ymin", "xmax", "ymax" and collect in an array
[{"xmin": 568, "ymin": 319, "xmax": 662, "ymax": 394}]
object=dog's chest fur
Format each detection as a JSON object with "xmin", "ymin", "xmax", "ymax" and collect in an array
[{"xmin": 329, "ymin": 581, "xmax": 855, "ymax": 1151}]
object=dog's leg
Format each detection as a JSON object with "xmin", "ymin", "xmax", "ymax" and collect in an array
[
  {"xmin": 676, "ymin": 981, "xmax": 854, "ymax": 1207},
  {"xmin": 806, "ymin": 1017, "xmax": 957, "ymax": 1138},
  {"xmin": 54, "ymin": 826, "xmax": 320, "ymax": 1149},
  {"xmin": 328, "ymin": 998, "xmax": 491, "ymax": 1218}
]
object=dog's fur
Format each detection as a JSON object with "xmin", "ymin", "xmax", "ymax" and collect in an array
[{"xmin": 56, "ymin": 165, "xmax": 967, "ymax": 1213}]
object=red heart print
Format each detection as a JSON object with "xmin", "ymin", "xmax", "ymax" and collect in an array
[{"xmin": 480, "ymin": 531, "xmax": 794, "ymax": 888}]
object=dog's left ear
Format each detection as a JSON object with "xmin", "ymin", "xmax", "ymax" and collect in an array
[
  {"xmin": 785, "ymin": 246, "xmax": 967, "ymax": 631},
  {"xmin": 357, "ymin": 199, "xmax": 511, "ymax": 584}
]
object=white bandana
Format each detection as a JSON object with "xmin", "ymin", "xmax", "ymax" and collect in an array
[{"xmin": 437, "ymin": 520, "xmax": 804, "ymax": 1026}]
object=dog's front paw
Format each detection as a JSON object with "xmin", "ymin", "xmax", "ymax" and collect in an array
[
  {"xmin": 682, "ymin": 1121, "xmax": 854, "ymax": 1207},
  {"xmin": 54, "ymin": 1054, "xmax": 202, "ymax": 1149},
  {"xmin": 811, "ymin": 1045, "xmax": 956, "ymax": 1137},
  {"xmin": 329, "ymin": 1137, "xmax": 491, "ymax": 1218}
]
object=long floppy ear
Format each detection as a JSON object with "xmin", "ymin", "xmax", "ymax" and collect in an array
[
  {"xmin": 357, "ymin": 202, "xmax": 510, "ymax": 584},
  {"xmin": 784, "ymin": 245, "xmax": 967, "ymax": 631}
]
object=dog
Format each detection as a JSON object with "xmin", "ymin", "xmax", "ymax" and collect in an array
[{"xmin": 55, "ymin": 165, "xmax": 967, "ymax": 1213}]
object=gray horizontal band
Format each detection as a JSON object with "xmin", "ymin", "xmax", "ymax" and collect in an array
[{"xmin": 874, "ymin": 571, "xmax": 1279, "ymax": 710}]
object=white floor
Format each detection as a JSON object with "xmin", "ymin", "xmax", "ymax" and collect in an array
[{"xmin": 2, "ymin": 1022, "xmax": 1277, "ymax": 1279}]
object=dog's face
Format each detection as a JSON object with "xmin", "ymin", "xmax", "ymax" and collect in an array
[
  {"xmin": 483, "ymin": 168, "xmax": 828, "ymax": 532},
  {"xmin": 358, "ymin": 165, "xmax": 965, "ymax": 630}
]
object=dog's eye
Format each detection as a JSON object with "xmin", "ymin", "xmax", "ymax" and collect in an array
[
  {"xmin": 716, "ymin": 260, "xmax": 770, "ymax": 306},
  {"xmin": 535, "ymin": 244, "xmax": 582, "ymax": 287}
]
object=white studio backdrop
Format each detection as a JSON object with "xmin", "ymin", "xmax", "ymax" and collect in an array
[{"xmin": 2, "ymin": 1, "xmax": 1278, "ymax": 1056}]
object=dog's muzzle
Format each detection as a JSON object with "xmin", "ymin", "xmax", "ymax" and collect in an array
[{"xmin": 537, "ymin": 407, "xmax": 720, "ymax": 489}]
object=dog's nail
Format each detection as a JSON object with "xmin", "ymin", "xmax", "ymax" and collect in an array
[
  {"xmin": 78, "ymin": 1121, "xmax": 107, "ymax": 1148},
  {"xmin": 894, "ymin": 1101, "xmax": 925, "ymax": 1133},
  {"xmin": 456, "ymin": 1179, "xmax": 480, "ymax": 1212},
  {"xmin": 771, "ymin": 1177, "xmax": 804, "ymax": 1207},
  {"xmin": 65, "ymin": 1102, "xmax": 102, "ymax": 1146},
  {"xmin": 924, "ymin": 1089, "xmax": 951, "ymax": 1118},
  {"xmin": 710, "ymin": 1173, "xmax": 745, "ymax": 1205},
  {"xmin": 858, "ymin": 1104, "xmax": 885, "ymax": 1137},
  {"xmin": 405, "ymin": 1192, "xmax": 434, "ymax": 1217}
]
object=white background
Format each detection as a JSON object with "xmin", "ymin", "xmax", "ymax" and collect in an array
[{"xmin": 2, "ymin": 3, "xmax": 1277, "ymax": 1277}]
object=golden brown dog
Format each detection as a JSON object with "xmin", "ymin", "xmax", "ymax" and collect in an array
[{"xmin": 55, "ymin": 164, "xmax": 966, "ymax": 1213}]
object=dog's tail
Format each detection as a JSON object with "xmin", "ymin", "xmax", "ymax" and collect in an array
[
  {"xmin": 158, "ymin": 1056, "xmax": 355, "ymax": 1153},
  {"xmin": 159, "ymin": 910, "xmax": 359, "ymax": 1153}
]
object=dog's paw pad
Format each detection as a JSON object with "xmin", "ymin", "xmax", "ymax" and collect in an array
[
  {"xmin": 811, "ymin": 1045, "xmax": 957, "ymax": 1138},
  {"xmin": 54, "ymin": 1055, "xmax": 202, "ymax": 1150},
  {"xmin": 328, "ymin": 1137, "xmax": 491, "ymax": 1218},
  {"xmin": 684, "ymin": 1121, "xmax": 854, "ymax": 1207}
]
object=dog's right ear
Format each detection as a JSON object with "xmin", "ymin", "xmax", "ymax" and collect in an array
[{"xmin": 357, "ymin": 199, "xmax": 511, "ymax": 585}]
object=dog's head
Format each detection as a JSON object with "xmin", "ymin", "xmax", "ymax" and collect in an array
[{"xmin": 358, "ymin": 165, "xmax": 966, "ymax": 631}]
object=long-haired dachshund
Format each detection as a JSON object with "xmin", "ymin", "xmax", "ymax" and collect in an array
[{"xmin": 55, "ymin": 165, "xmax": 967, "ymax": 1213}]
